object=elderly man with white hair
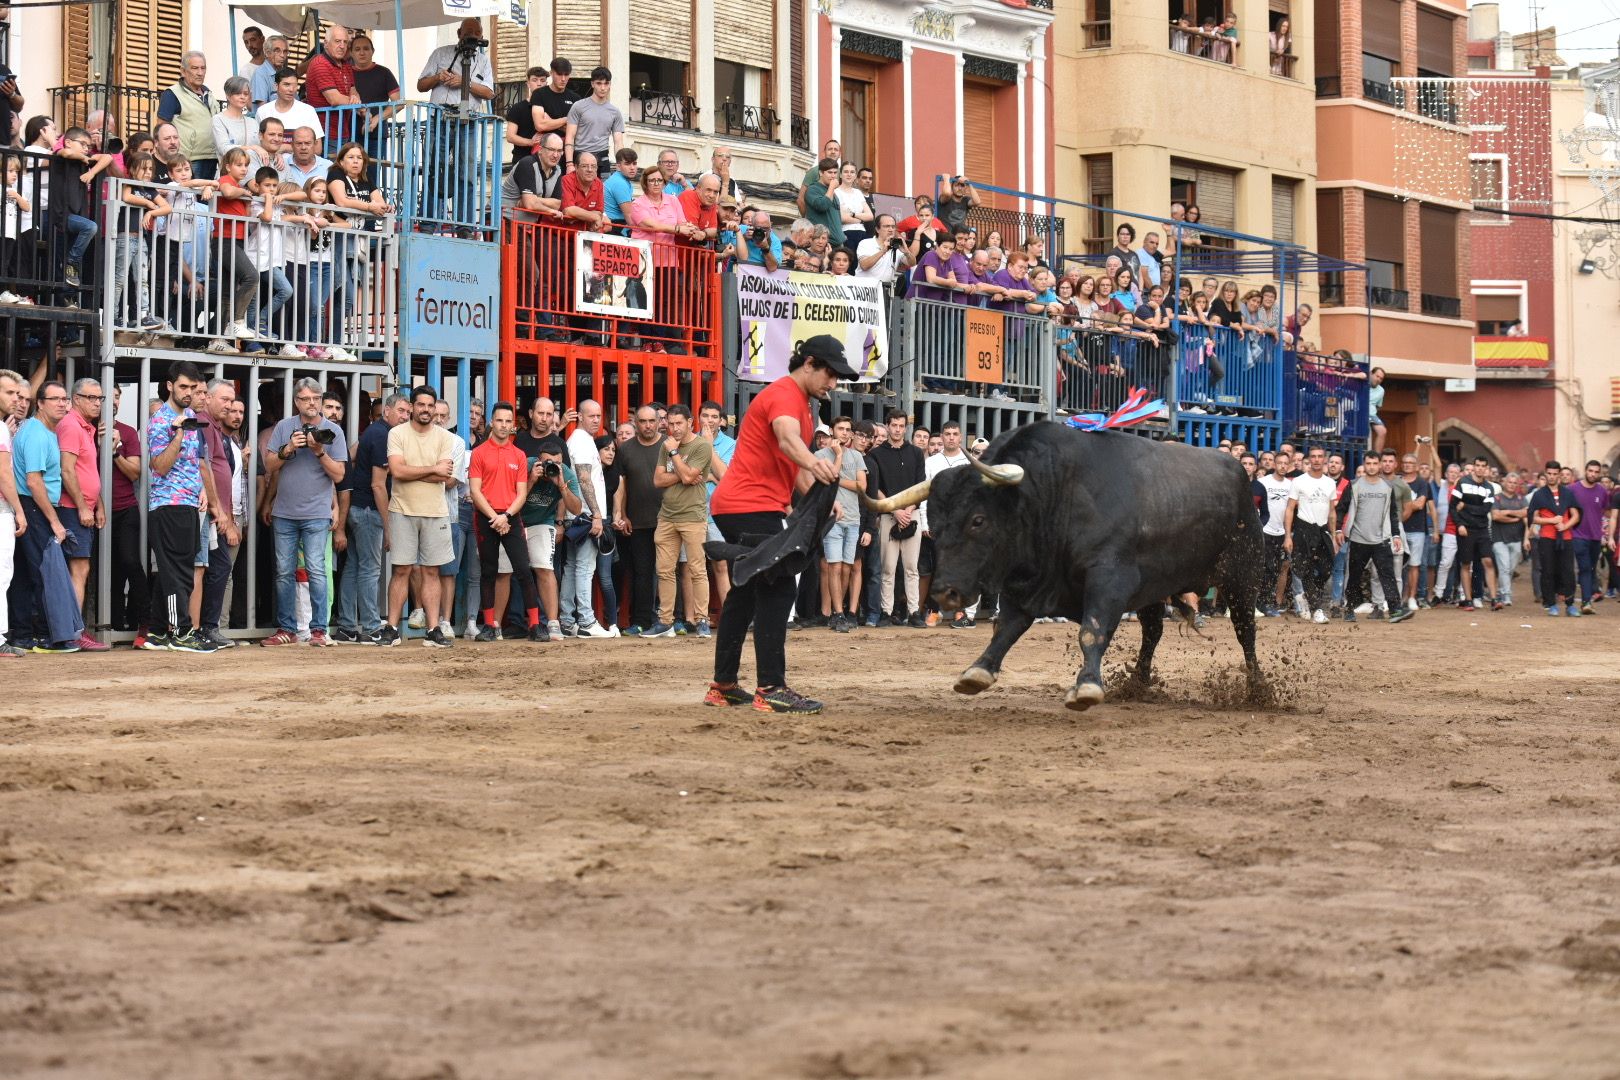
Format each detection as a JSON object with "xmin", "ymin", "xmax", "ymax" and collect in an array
[{"xmin": 157, "ymin": 50, "xmax": 217, "ymax": 178}]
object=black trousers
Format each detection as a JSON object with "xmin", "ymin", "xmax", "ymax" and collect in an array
[
  {"xmin": 712, "ymin": 511, "xmax": 793, "ymax": 689},
  {"xmin": 1345, "ymin": 540, "xmax": 1399, "ymax": 612},
  {"xmin": 625, "ymin": 526, "xmax": 657, "ymax": 628},
  {"xmin": 1290, "ymin": 521, "xmax": 1333, "ymax": 612},
  {"xmin": 475, "ymin": 515, "xmax": 540, "ymax": 617},
  {"xmin": 148, "ymin": 505, "xmax": 199, "ymax": 634},
  {"xmin": 1535, "ymin": 537, "xmax": 1576, "ymax": 605},
  {"xmin": 199, "ymin": 532, "xmax": 234, "ymax": 630},
  {"xmin": 110, "ymin": 505, "xmax": 148, "ymax": 631}
]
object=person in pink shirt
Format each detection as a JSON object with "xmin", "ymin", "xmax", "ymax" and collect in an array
[
  {"xmin": 629, "ymin": 169, "xmax": 700, "ymax": 353},
  {"xmin": 56, "ymin": 379, "xmax": 109, "ymax": 648}
]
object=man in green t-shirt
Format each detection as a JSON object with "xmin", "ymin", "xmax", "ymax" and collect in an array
[
  {"xmin": 647, "ymin": 404, "xmax": 713, "ymax": 637},
  {"xmin": 513, "ymin": 436, "xmax": 581, "ymax": 638}
]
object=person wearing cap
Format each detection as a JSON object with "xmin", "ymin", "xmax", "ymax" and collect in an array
[
  {"xmin": 969, "ymin": 437, "xmax": 989, "ymax": 457},
  {"xmin": 935, "ymin": 173, "xmax": 981, "ymax": 236},
  {"xmin": 704, "ymin": 335, "xmax": 855, "ymax": 715},
  {"xmin": 528, "ymin": 57, "xmax": 578, "ymax": 159},
  {"xmin": 565, "ymin": 67, "xmax": 625, "ymax": 173}
]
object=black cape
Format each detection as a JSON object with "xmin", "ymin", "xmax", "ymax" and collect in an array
[{"xmin": 702, "ymin": 480, "xmax": 840, "ymax": 589}]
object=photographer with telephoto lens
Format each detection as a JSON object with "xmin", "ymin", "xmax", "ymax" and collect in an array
[
  {"xmin": 262, "ymin": 377, "xmax": 348, "ymax": 647},
  {"xmin": 856, "ymin": 214, "xmax": 912, "ymax": 289}
]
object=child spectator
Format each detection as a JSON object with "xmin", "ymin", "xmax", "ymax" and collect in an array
[
  {"xmin": 54, "ymin": 125, "xmax": 114, "ymax": 288},
  {"xmin": 207, "ymin": 147, "xmax": 264, "ymax": 353},
  {"xmin": 152, "ymin": 155, "xmax": 214, "ymax": 338},
  {"xmin": 110, "ymin": 152, "xmax": 171, "ymax": 334},
  {"xmin": 298, "ymin": 177, "xmax": 348, "ymax": 360},
  {"xmin": 1, "ymin": 155, "xmax": 34, "ymax": 305},
  {"xmin": 243, "ymin": 165, "xmax": 297, "ymax": 355}
]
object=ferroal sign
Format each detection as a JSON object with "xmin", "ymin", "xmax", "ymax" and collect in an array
[{"xmin": 400, "ymin": 234, "xmax": 501, "ymax": 356}]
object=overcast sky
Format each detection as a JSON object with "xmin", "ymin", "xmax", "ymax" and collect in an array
[{"xmin": 1495, "ymin": 0, "xmax": 1620, "ymax": 63}]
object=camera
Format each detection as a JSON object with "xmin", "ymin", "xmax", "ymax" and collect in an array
[
  {"xmin": 540, "ymin": 459, "xmax": 562, "ymax": 481},
  {"xmin": 301, "ymin": 423, "xmax": 336, "ymax": 446},
  {"xmin": 887, "ymin": 235, "xmax": 903, "ymax": 251},
  {"xmin": 749, "ymin": 225, "xmax": 770, "ymax": 244},
  {"xmin": 177, "ymin": 417, "xmax": 205, "ymax": 431},
  {"xmin": 454, "ymin": 36, "xmax": 488, "ymax": 54}
]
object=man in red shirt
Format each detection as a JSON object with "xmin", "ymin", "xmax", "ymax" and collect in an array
[
  {"xmin": 56, "ymin": 379, "xmax": 107, "ymax": 646},
  {"xmin": 303, "ymin": 25, "xmax": 359, "ymax": 144},
  {"xmin": 560, "ymin": 151, "xmax": 607, "ymax": 230},
  {"xmin": 706, "ymin": 335, "xmax": 855, "ymax": 714},
  {"xmin": 678, "ymin": 173, "xmax": 720, "ymax": 246},
  {"xmin": 468, "ymin": 401, "xmax": 545, "ymax": 641}
]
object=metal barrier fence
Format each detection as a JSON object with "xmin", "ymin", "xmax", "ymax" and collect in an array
[
  {"xmin": 50, "ymin": 84, "xmax": 165, "ymax": 143},
  {"xmin": 501, "ymin": 216, "xmax": 722, "ymax": 360},
  {"xmin": 1173, "ymin": 321, "xmax": 1281, "ymax": 416},
  {"xmin": 314, "ymin": 103, "xmax": 503, "ymax": 238},
  {"xmin": 1057, "ymin": 315, "xmax": 1174, "ymax": 418},
  {"xmin": 97, "ymin": 177, "xmax": 396, "ymax": 360},
  {"xmin": 507, "ymin": 341, "xmax": 723, "ymax": 426},
  {"xmin": 1283, "ymin": 350, "xmax": 1370, "ymax": 447},
  {"xmin": 904, "ymin": 298, "xmax": 1052, "ymax": 400}
]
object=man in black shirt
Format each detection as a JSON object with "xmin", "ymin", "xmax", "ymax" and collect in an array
[
  {"xmin": 1449, "ymin": 455, "xmax": 1499, "ymax": 611},
  {"xmin": 529, "ymin": 58, "xmax": 579, "ymax": 165},
  {"xmin": 866, "ymin": 409, "xmax": 928, "ymax": 627},
  {"xmin": 505, "ymin": 66, "xmax": 547, "ymax": 164},
  {"xmin": 611, "ymin": 404, "xmax": 667, "ymax": 635}
]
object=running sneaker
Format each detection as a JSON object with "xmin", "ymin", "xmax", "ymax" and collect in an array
[
  {"xmin": 752, "ymin": 685, "xmax": 824, "ymax": 714},
  {"xmin": 644, "ymin": 622, "xmax": 677, "ymax": 638},
  {"xmin": 704, "ymin": 681, "xmax": 753, "ymax": 707},
  {"xmin": 1457, "ymin": 601, "xmax": 1477, "ymax": 612},
  {"xmin": 695, "ymin": 620, "xmax": 712, "ymax": 638},
  {"xmin": 1580, "ymin": 601, "xmax": 1595, "ymax": 616},
  {"xmin": 376, "ymin": 624, "xmax": 402, "ymax": 647},
  {"xmin": 623, "ymin": 625, "xmax": 645, "ymax": 637},
  {"xmin": 1343, "ymin": 610, "xmax": 1357, "ymax": 623},
  {"xmin": 475, "ymin": 625, "xmax": 499, "ymax": 642},
  {"xmin": 558, "ymin": 622, "xmax": 578, "ymax": 638},
  {"xmin": 1192, "ymin": 613, "xmax": 1208, "ymax": 629},
  {"xmin": 1566, "ymin": 604, "xmax": 1583, "ymax": 618},
  {"xmin": 437, "ymin": 621, "xmax": 456, "ymax": 641},
  {"xmin": 423, "ymin": 627, "xmax": 453, "ymax": 648},
  {"xmin": 547, "ymin": 620, "xmax": 563, "ymax": 639},
  {"xmin": 1546, "ymin": 605, "xmax": 1561, "ymax": 617},
  {"xmin": 1353, "ymin": 603, "xmax": 1375, "ymax": 615},
  {"xmin": 1407, "ymin": 597, "xmax": 1419, "ymax": 612},
  {"xmin": 260, "ymin": 629, "xmax": 299, "ymax": 647},
  {"xmin": 137, "ymin": 631, "xmax": 171, "ymax": 651},
  {"xmin": 1388, "ymin": 608, "xmax": 1415, "ymax": 624},
  {"xmin": 576, "ymin": 620, "xmax": 619, "ymax": 639},
  {"xmin": 1490, "ymin": 601, "xmax": 1504, "ymax": 612},
  {"xmin": 29, "ymin": 640, "xmax": 81, "ymax": 654},
  {"xmin": 407, "ymin": 606, "xmax": 427, "ymax": 630},
  {"xmin": 528, "ymin": 624, "xmax": 551, "ymax": 642},
  {"xmin": 75, "ymin": 632, "xmax": 110, "ymax": 652},
  {"xmin": 200, "ymin": 628, "xmax": 236, "ymax": 649},
  {"xmin": 170, "ymin": 631, "xmax": 219, "ymax": 654},
  {"xmin": 1311, "ymin": 609, "xmax": 1328, "ymax": 624},
  {"xmin": 330, "ymin": 628, "xmax": 362, "ymax": 645},
  {"xmin": 308, "ymin": 630, "xmax": 333, "ymax": 647}
]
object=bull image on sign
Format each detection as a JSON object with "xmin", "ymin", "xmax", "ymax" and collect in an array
[
  {"xmin": 861, "ymin": 424, "xmax": 1266, "ymax": 711},
  {"xmin": 574, "ymin": 232, "xmax": 655, "ymax": 319}
]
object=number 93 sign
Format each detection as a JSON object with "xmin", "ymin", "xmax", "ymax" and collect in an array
[{"xmin": 964, "ymin": 309, "xmax": 1004, "ymax": 385}]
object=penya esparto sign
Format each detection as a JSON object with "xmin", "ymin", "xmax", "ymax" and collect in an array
[
  {"xmin": 574, "ymin": 232, "xmax": 655, "ymax": 319},
  {"xmin": 400, "ymin": 234, "xmax": 500, "ymax": 357},
  {"xmin": 733, "ymin": 265, "xmax": 888, "ymax": 384}
]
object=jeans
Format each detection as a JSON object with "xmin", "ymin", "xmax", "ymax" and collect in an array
[
  {"xmin": 65, "ymin": 213, "xmax": 98, "ymax": 269},
  {"xmin": 1573, "ymin": 538, "xmax": 1602, "ymax": 602},
  {"xmin": 199, "ymin": 533, "xmax": 235, "ymax": 630},
  {"xmin": 307, "ymin": 259, "xmax": 335, "ymax": 341},
  {"xmin": 1492, "ymin": 540, "xmax": 1523, "ymax": 604},
  {"xmin": 112, "ymin": 235, "xmax": 151, "ymax": 324},
  {"xmin": 335, "ymin": 505, "xmax": 384, "ymax": 633},
  {"xmin": 274, "ymin": 516, "xmax": 331, "ymax": 633},
  {"xmin": 559, "ymin": 534, "xmax": 600, "ymax": 628},
  {"xmin": 256, "ymin": 267, "xmax": 293, "ymax": 337},
  {"xmin": 596, "ymin": 544, "xmax": 619, "ymax": 627},
  {"xmin": 1330, "ymin": 541, "xmax": 1350, "ymax": 606}
]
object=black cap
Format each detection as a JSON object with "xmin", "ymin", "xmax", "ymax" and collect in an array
[
  {"xmin": 591, "ymin": 66, "xmax": 612, "ymax": 82},
  {"xmin": 797, "ymin": 335, "xmax": 860, "ymax": 379}
]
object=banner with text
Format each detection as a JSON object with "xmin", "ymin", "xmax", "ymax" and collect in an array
[
  {"xmin": 400, "ymin": 233, "xmax": 499, "ymax": 357},
  {"xmin": 574, "ymin": 232, "xmax": 655, "ymax": 319},
  {"xmin": 734, "ymin": 265, "xmax": 888, "ymax": 384}
]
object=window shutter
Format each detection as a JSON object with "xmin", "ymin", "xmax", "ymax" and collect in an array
[
  {"xmin": 62, "ymin": 3, "xmax": 94, "ymax": 85},
  {"xmin": 1194, "ymin": 165, "xmax": 1236, "ymax": 230},
  {"xmin": 494, "ymin": 16, "xmax": 530, "ymax": 84},
  {"xmin": 629, "ymin": 0, "xmax": 692, "ymax": 59},
  {"xmin": 1316, "ymin": 188, "xmax": 1343, "ymax": 258},
  {"xmin": 1271, "ymin": 177, "xmax": 1296, "ymax": 243},
  {"xmin": 962, "ymin": 82, "xmax": 996, "ymax": 195},
  {"xmin": 1363, "ymin": 0, "xmax": 1401, "ymax": 61},
  {"xmin": 715, "ymin": 0, "xmax": 774, "ymax": 69},
  {"xmin": 556, "ymin": 5, "xmax": 604, "ymax": 68},
  {"xmin": 1420, "ymin": 204, "xmax": 1457, "ymax": 295},
  {"xmin": 1364, "ymin": 195, "xmax": 1405, "ymax": 263},
  {"xmin": 1416, "ymin": 10, "xmax": 1454, "ymax": 75},
  {"xmin": 116, "ymin": 0, "xmax": 188, "ymax": 91},
  {"xmin": 791, "ymin": 0, "xmax": 804, "ymax": 115},
  {"xmin": 1086, "ymin": 154, "xmax": 1113, "ymax": 198},
  {"xmin": 1314, "ymin": 0, "xmax": 1339, "ymax": 77},
  {"xmin": 1474, "ymin": 294, "xmax": 1519, "ymax": 323}
]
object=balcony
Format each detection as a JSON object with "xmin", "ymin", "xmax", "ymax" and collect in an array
[
  {"xmin": 1271, "ymin": 53, "xmax": 1298, "ymax": 79},
  {"xmin": 50, "ymin": 83, "xmax": 164, "ymax": 143},
  {"xmin": 1283, "ymin": 349, "xmax": 1371, "ymax": 446},
  {"xmin": 1362, "ymin": 79, "xmax": 1400, "ymax": 106},
  {"xmin": 717, "ymin": 101, "xmax": 778, "ymax": 142},
  {"xmin": 1369, "ymin": 286, "xmax": 1410, "ymax": 311},
  {"xmin": 1420, "ymin": 293, "xmax": 1461, "ymax": 318},
  {"xmin": 1170, "ymin": 24, "xmax": 1238, "ymax": 66},
  {"xmin": 1412, "ymin": 85, "xmax": 1460, "ymax": 125},
  {"xmin": 1320, "ymin": 273, "xmax": 1345, "ymax": 307},
  {"xmin": 1082, "ymin": 20, "xmax": 1111, "ymax": 48},
  {"xmin": 791, "ymin": 114, "xmax": 811, "ymax": 151},
  {"xmin": 631, "ymin": 89, "xmax": 698, "ymax": 131},
  {"xmin": 1316, "ymin": 75, "xmax": 1343, "ymax": 99}
]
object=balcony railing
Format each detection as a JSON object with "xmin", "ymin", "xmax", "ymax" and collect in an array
[
  {"xmin": 314, "ymin": 102, "xmax": 502, "ymax": 239},
  {"xmin": 1170, "ymin": 24, "xmax": 1238, "ymax": 65},
  {"xmin": 50, "ymin": 84, "xmax": 165, "ymax": 147},
  {"xmin": 631, "ymin": 90, "xmax": 698, "ymax": 131},
  {"xmin": 791, "ymin": 114, "xmax": 811, "ymax": 151},
  {"xmin": 1173, "ymin": 320, "xmax": 1281, "ymax": 416},
  {"xmin": 964, "ymin": 206, "xmax": 1066, "ymax": 261},
  {"xmin": 1082, "ymin": 20, "xmax": 1112, "ymax": 48},
  {"xmin": 1320, "ymin": 274, "xmax": 1345, "ymax": 307},
  {"xmin": 1412, "ymin": 85, "xmax": 1460, "ymax": 125},
  {"xmin": 1369, "ymin": 286, "xmax": 1410, "ymax": 311},
  {"xmin": 97, "ymin": 177, "xmax": 396, "ymax": 359},
  {"xmin": 1271, "ymin": 52, "xmax": 1297, "ymax": 79},
  {"xmin": 717, "ymin": 101, "xmax": 778, "ymax": 142},
  {"xmin": 1283, "ymin": 349, "xmax": 1371, "ymax": 445},
  {"xmin": 1316, "ymin": 75, "xmax": 1343, "ymax": 99},
  {"xmin": 1362, "ymin": 79, "xmax": 1400, "ymax": 106},
  {"xmin": 0, "ymin": 147, "xmax": 96, "ymax": 311},
  {"xmin": 1420, "ymin": 293, "xmax": 1461, "ymax": 318}
]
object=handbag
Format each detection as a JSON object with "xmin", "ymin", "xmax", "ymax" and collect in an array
[
  {"xmin": 563, "ymin": 513, "xmax": 594, "ymax": 545},
  {"xmin": 889, "ymin": 518, "xmax": 918, "ymax": 541}
]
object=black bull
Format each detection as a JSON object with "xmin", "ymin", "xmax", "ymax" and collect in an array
[{"xmin": 861, "ymin": 423, "xmax": 1264, "ymax": 710}]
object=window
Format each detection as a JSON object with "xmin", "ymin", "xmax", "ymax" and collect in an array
[
  {"xmin": 1420, "ymin": 205, "xmax": 1460, "ymax": 315},
  {"xmin": 1416, "ymin": 10, "xmax": 1456, "ymax": 78},
  {"xmin": 1470, "ymin": 155, "xmax": 1508, "ymax": 222},
  {"xmin": 1271, "ymin": 177, "xmax": 1298, "ymax": 243},
  {"xmin": 1314, "ymin": 0, "xmax": 1340, "ymax": 96},
  {"xmin": 629, "ymin": 52, "xmax": 693, "ymax": 129},
  {"xmin": 1473, "ymin": 290, "xmax": 1524, "ymax": 335},
  {"xmin": 1171, "ymin": 158, "xmax": 1238, "ymax": 245},
  {"xmin": 1084, "ymin": 153, "xmax": 1114, "ymax": 254},
  {"xmin": 716, "ymin": 60, "xmax": 777, "ymax": 141},
  {"xmin": 1085, "ymin": 0, "xmax": 1112, "ymax": 47},
  {"xmin": 1317, "ymin": 189, "xmax": 1345, "ymax": 305},
  {"xmin": 1268, "ymin": 0, "xmax": 1296, "ymax": 78},
  {"xmin": 1362, "ymin": 0, "xmax": 1401, "ymax": 103},
  {"xmin": 840, "ymin": 76, "xmax": 872, "ymax": 174},
  {"xmin": 1365, "ymin": 194, "xmax": 1407, "ymax": 310}
]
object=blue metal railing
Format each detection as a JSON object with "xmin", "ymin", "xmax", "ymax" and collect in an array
[
  {"xmin": 314, "ymin": 102, "xmax": 503, "ymax": 238},
  {"xmin": 1060, "ymin": 318, "xmax": 1173, "ymax": 418},
  {"xmin": 1282, "ymin": 350, "xmax": 1370, "ymax": 446},
  {"xmin": 1174, "ymin": 322, "xmax": 1281, "ymax": 415}
]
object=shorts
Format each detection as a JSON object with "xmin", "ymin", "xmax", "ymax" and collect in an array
[
  {"xmin": 1457, "ymin": 527, "xmax": 1493, "ymax": 569},
  {"xmin": 59, "ymin": 507, "xmax": 96, "ymax": 558},
  {"xmin": 389, "ymin": 513, "xmax": 454, "ymax": 566},
  {"xmin": 499, "ymin": 521, "xmax": 555, "ymax": 574},
  {"xmin": 1402, "ymin": 531, "xmax": 1427, "ymax": 565},
  {"xmin": 195, "ymin": 513, "xmax": 216, "ymax": 567},
  {"xmin": 439, "ymin": 518, "xmax": 466, "ymax": 577},
  {"xmin": 918, "ymin": 534, "xmax": 936, "ymax": 576},
  {"xmin": 821, "ymin": 520, "xmax": 859, "ymax": 564}
]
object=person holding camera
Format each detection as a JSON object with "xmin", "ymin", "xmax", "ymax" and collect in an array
[
  {"xmin": 262, "ymin": 378, "xmax": 348, "ymax": 647},
  {"xmin": 738, "ymin": 208, "xmax": 781, "ymax": 272},
  {"xmin": 515, "ymin": 437, "xmax": 582, "ymax": 641},
  {"xmin": 383, "ymin": 387, "xmax": 458, "ymax": 647},
  {"xmin": 416, "ymin": 17, "xmax": 495, "ymax": 226},
  {"xmin": 855, "ymin": 213, "xmax": 911, "ymax": 287}
]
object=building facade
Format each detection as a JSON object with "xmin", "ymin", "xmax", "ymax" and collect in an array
[{"xmin": 1313, "ymin": 0, "xmax": 1474, "ymax": 451}]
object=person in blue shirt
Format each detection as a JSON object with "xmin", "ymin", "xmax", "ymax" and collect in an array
[
  {"xmin": 737, "ymin": 208, "xmax": 782, "ymax": 271},
  {"xmin": 602, "ymin": 147, "xmax": 640, "ymax": 228}
]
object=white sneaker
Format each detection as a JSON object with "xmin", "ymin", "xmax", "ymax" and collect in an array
[
  {"xmin": 407, "ymin": 606, "xmax": 426, "ymax": 630},
  {"xmin": 225, "ymin": 320, "xmax": 258, "ymax": 340},
  {"xmin": 328, "ymin": 346, "xmax": 358, "ymax": 362},
  {"xmin": 437, "ymin": 620, "xmax": 455, "ymax": 640},
  {"xmin": 277, "ymin": 343, "xmax": 308, "ymax": 358},
  {"xmin": 577, "ymin": 620, "xmax": 618, "ymax": 639},
  {"xmin": 1311, "ymin": 609, "xmax": 1328, "ymax": 624},
  {"xmin": 206, "ymin": 338, "xmax": 233, "ymax": 353},
  {"xmin": 1354, "ymin": 602, "xmax": 1374, "ymax": 615},
  {"xmin": 1406, "ymin": 597, "xmax": 1419, "ymax": 611},
  {"xmin": 547, "ymin": 620, "xmax": 563, "ymax": 639},
  {"xmin": 0, "ymin": 290, "xmax": 22, "ymax": 304},
  {"xmin": 1293, "ymin": 595, "xmax": 1309, "ymax": 618},
  {"xmin": 464, "ymin": 619, "xmax": 479, "ymax": 640}
]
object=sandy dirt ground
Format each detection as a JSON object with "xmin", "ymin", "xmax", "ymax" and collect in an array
[{"xmin": 2, "ymin": 609, "xmax": 1619, "ymax": 1079}]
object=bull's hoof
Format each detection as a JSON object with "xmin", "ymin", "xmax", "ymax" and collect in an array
[
  {"xmin": 1065, "ymin": 682, "xmax": 1105, "ymax": 711},
  {"xmin": 955, "ymin": 666, "xmax": 996, "ymax": 695}
]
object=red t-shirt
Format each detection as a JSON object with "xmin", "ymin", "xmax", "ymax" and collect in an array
[
  {"xmin": 469, "ymin": 438, "xmax": 527, "ymax": 512},
  {"xmin": 711, "ymin": 376, "xmax": 811, "ymax": 516},
  {"xmin": 304, "ymin": 54, "xmax": 356, "ymax": 141},
  {"xmin": 678, "ymin": 188, "xmax": 718, "ymax": 241},
  {"xmin": 215, "ymin": 195, "xmax": 250, "ymax": 239},
  {"xmin": 560, "ymin": 174, "xmax": 604, "ymax": 225}
]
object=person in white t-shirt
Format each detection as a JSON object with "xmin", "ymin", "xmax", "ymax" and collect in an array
[
  {"xmin": 0, "ymin": 369, "xmax": 25, "ymax": 656},
  {"xmin": 856, "ymin": 213, "xmax": 913, "ymax": 286},
  {"xmin": 1258, "ymin": 450, "xmax": 1293, "ymax": 616},
  {"xmin": 1283, "ymin": 445, "xmax": 1339, "ymax": 622},
  {"xmin": 256, "ymin": 71, "xmax": 323, "ymax": 149},
  {"xmin": 560, "ymin": 397, "xmax": 617, "ymax": 638},
  {"xmin": 920, "ymin": 421, "xmax": 977, "ymax": 626}
]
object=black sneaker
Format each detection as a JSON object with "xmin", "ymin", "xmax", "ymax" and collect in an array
[
  {"xmin": 1343, "ymin": 610, "xmax": 1357, "ymax": 623},
  {"xmin": 475, "ymin": 624, "xmax": 499, "ymax": 642},
  {"xmin": 907, "ymin": 613, "xmax": 928, "ymax": 628},
  {"xmin": 376, "ymin": 625, "xmax": 402, "ymax": 647},
  {"xmin": 752, "ymin": 685, "xmax": 825, "ymax": 714},
  {"xmin": 170, "ymin": 630, "xmax": 220, "ymax": 654},
  {"xmin": 1388, "ymin": 608, "xmax": 1415, "ymax": 624},
  {"xmin": 528, "ymin": 624, "xmax": 550, "ymax": 641},
  {"xmin": 138, "ymin": 631, "xmax": 173, "ymax": 651},
  {"xmin": 958, "ymin": 616, "xmax": 977, "ymax": 628},
  {"xmin": 330, "ymin": 627, "xmax": 361, "ymax": 645},
  {"xmin": 424, "ymin": 627, "xmax": 453, "ymax": 648}
]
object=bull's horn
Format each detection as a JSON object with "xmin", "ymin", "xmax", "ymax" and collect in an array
[
  {"xmin": 970, "ymin": 455, "xmax": 1025, "ymax": 487},
  {"xmin": 859, "ymin": 478, "xmax": 932, "ymax": 514}
]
